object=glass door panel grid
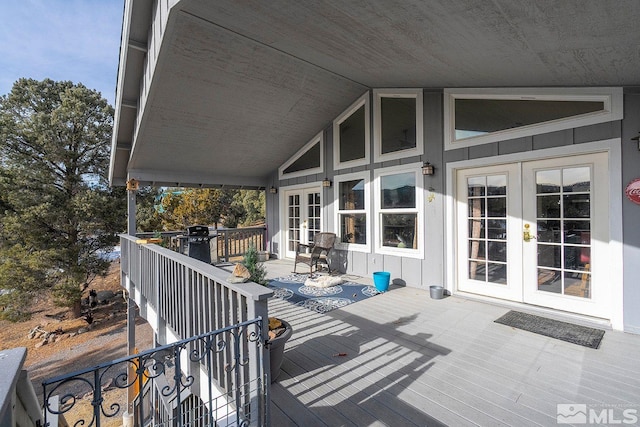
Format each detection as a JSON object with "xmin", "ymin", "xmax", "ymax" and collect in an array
[
  {"xmin": 467, "ymin": 174, "xmax": 508, "ymax": 285},
  {"xmin": 306, "ymin": 192, "xmax": 321, "ymax": 242},
  {"xmin": 535, "ymin": 166, "xmax": 591, "ymax": 298},
  {"xmin": 288, "ymin": 194, "xmax": 301, "ymax": 252}
]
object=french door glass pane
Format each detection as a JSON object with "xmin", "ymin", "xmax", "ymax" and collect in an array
[
  {"xmin": 468, "ymin": 198, "xmax": 485, "ymax": 217},
  {"xmin": 468, "ymin": 177, "xmax": 485, "ymax": 196},
  {"xmin": 537, "ymin": 195, "xmax": 560, "ymax": 218},
  {"xmin": 535, "ymin": 167, "xmax": 591, "ymax": 298},
  {"xmin": 537, "ymin": 220, "xmax": 561, "ymax": 243},
  {"xmin": 467, "ymin": 174, "xmax": 508, "ymax": 285},
  {"xmin": 468, "ymin": 219, "xmax": 485, "ymax": 239},
  {"xmin": 563, "ymin": 167, "xmax": 590, "ymax": 192},
  {"xmin": 487, "ymin": 175, "xmax": 507, "ymax": 195},
  {"xmin": 536, "ymin": 170, "xmax": 561, "ymax": 193},
  {"xmin": 487, "ymin": 263, "xmax": 507, "ymax": 284}
]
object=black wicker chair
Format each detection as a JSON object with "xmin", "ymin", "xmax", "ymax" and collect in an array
[{"xmin": 293, "ymin": 232, "xmax": 336, "ymax": 274}]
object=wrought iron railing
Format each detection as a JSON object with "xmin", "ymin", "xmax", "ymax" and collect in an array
[{"xmin": 43, "ymin": 317, "xmax": 267, "ymax": 427}]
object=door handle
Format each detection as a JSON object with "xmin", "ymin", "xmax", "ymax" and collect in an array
[{"xmin": 523, "ymin": 224, "xmax": 537, "ymax": 242}]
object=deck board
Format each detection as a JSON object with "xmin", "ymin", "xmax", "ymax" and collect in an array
[{"xmin": 261, "ymin": 260, "xmax": 640, "ymax": 426}]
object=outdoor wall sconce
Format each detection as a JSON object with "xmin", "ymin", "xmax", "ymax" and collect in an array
[
  {"xmin": 632, "ymin": 133, "xmax": 640, "ymax": 150},
  {"xmin": 422, "ymin": 162, "xmax": 435, "ymax": 176},
  {"xmin": 322, "ymin": 178, "xmax": 332, "ymax": 187},
  {"xmin": 269, "ymin": 186, "xmax": 278, "ymax": 194}
]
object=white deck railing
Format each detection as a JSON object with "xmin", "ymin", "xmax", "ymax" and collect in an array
[{"xmin": 119, "ymin": 234, "xmax": 273, "ymax": 423}]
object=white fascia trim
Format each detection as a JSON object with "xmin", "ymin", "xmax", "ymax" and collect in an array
[
  {"xmin": 333, "ymin": 92, "xmax": 370, "ymax": 171},
  {"xmin": 333, "ymin": 171, "xmax": 371, "ymax": 253},
  {"xmin": 444, "ymin": 87, "xmax": 623, "ymax": 151},
  {"xmin": 278, "ymin": 131, "xmax": 324, "ymax": 180},
  {"xmin": 373, "ymin": 88, "xmax": 424, "ymax": 163},
  {"xmin": 374, "ymin": 162, "xmax": 424, "ymax": 259}
]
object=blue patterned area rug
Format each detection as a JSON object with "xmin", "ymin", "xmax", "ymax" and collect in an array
[{"xmin": 268, "ymin": 274, "xmax": 381, "ymax": 314}]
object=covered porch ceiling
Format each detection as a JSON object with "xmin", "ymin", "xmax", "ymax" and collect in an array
[{"xmin": 111, "ymin": 0, "xmax": 640, "ymax": 187}]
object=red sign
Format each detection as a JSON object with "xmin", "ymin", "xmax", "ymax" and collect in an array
[{"xmin": 626, "ymin": 178, "xmax": 640, "ymax": 205}]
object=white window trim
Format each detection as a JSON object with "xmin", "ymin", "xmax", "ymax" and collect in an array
[
  {"xmin": 278, "ymin": 131, "xmax": 324, "ymax": 180},
  {"xmin": 333, "ymin": 92, "xmax": 370, "ymax": 171},
  {"xmin": 333, "ymin": 171, "xmax": 371, "ymax": 253},
  {"xmin": 374, "ymin": 162, "xmax": 424, "ymax": 259},
  {"xmin": 444, "ymin": 87, "xmax": 623, "ymax": 151},
  {"xmin": 373, "ymin": 88, "xmax": 424, "ymax": 163}
]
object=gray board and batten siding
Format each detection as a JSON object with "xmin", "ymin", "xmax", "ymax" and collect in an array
[{"xmin": 266, "ymin": 89, "xmax": 640, "ymax": 334}]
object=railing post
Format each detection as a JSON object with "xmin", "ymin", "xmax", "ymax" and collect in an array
[
  {"xmin": 224, "ymin": 231, "xmax": 230, "ymax": 262},
  {"xmin": 247, "ymin": 300, "xmax": 270, "ymax": 426},
  {"xmin": 262, "ymin": 227, "xmax": 267, "ymax": 251}
]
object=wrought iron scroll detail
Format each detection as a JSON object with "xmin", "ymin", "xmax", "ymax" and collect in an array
[{"xmin": 42, "ymin": 317, "xmax": 266, "ymax": 427}]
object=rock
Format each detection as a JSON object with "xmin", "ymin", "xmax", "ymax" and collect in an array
[
  {"xmin": 96, "ymin": 290, "xmax": 115, "ymax": 301},
  {"xmin": 47, "ymin": 334, "xmax": 57, "ymax": 344},
  {"xmin": 102, "ymin": 378, "xmax": 113, "ymax": 391},
  {"xmin": 227, "ymin": 276, "xmax": 248, "ymax": 284},
  {"xmin": 77, "ymin": 327, "xmax": 88, "ymax": 335},
  {"xmin": 68, "ymin": 333, "xmax": 76, "ymax": 338},
  {"xmin": 232, "ymin": 263, "xmax": 251, "ymax": 279},
  {"xmin": 35, "ymin": 340, "xmax": 47, "ymax": 349}
]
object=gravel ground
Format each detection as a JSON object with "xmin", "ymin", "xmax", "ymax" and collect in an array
[{"xmin": 0, "ymin": 262, "xmax": 154, "ymax": 424}]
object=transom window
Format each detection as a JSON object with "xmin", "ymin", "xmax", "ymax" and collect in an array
[
  {"xmin": 374, "ymin": 89, "xmax": 424, "ymax": 162},
  {"xmin": 374, "ymin": 163, "xmax": 424, "ymax": 258},
  {"xmin": 444, "ymin": 87, "xmax": 623, "ymax": 150},
  {"xmin": 334, "ymin": 171, "xmax": 370, "ymax": 252},
  {"xmin": 279, "ymin": 131, "xmax": 323, "ymax": 179},
  {"xmin": 333, "ymin": 92, "xmax": 370, "ymax": 170}
]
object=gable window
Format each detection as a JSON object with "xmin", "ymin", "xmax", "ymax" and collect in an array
[
  {"xmin": 335, "ymin": 171, "xmax": 370, "ymax": 252},
  {"xmin": 279, "ymin": 131, "xmax": 323, "ymax": 179},
  {"xmin": 374, "ymin": 89, "xmax": 424, "ymax": 163},
  {"xmin": 444, "ymin": 87, "xmax": 623, "ymax": 150},
  {"xmin": 374, "ymin": 163, "xmax": 424, "ymax": 258},
  {"xmin": 333, "ymin": 93, "xmax": 370, "ymax": 170}
]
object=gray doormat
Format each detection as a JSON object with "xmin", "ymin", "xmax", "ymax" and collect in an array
[{"xmin": 495, "ymin": 311, "xmax": 605, "ymax": 349}]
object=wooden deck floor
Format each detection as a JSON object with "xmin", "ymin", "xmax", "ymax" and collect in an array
[{"xmin": 261, "ymin": 260, "xmax": 640, "ymax": 427}]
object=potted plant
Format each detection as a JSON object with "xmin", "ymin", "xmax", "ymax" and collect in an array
[{"xmin": 243, "ymin": 245, "xmax": 292, "ymax": 382}]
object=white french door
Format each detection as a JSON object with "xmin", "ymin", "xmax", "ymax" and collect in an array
[
  {"xmin": 284, "ymin": 187, "xmax": 322, "ymax": 259},
  {"xmin": 456, "ymin": 152, "xmax": 610, "ymax": 318}
]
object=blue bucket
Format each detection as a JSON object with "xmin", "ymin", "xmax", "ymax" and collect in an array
[{"xmin": 373, "ymin": 271, "xmax": 391, "ymax": 292}]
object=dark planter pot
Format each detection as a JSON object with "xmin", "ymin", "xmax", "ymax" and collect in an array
[{"xmin": 269, "ymin": 319, "xmax": 293, "ymax": 383}]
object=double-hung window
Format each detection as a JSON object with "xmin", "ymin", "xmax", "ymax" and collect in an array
[
  {"xmin": 335, "ymin": 171, "xmax": 370, "ymax": 252},
  {"xmin": 374, "ymin": 163, "xmax": 424, "ymax": 258}
]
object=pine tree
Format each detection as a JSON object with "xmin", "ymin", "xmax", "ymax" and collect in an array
[{"xmin": 0, "ymin": 78, "xmax": 125, "ymax": 320}]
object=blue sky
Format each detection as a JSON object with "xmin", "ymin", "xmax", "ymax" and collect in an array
[{"xmin": 0, "ymin": 0, "xmax": 123, "ymax": 106}]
